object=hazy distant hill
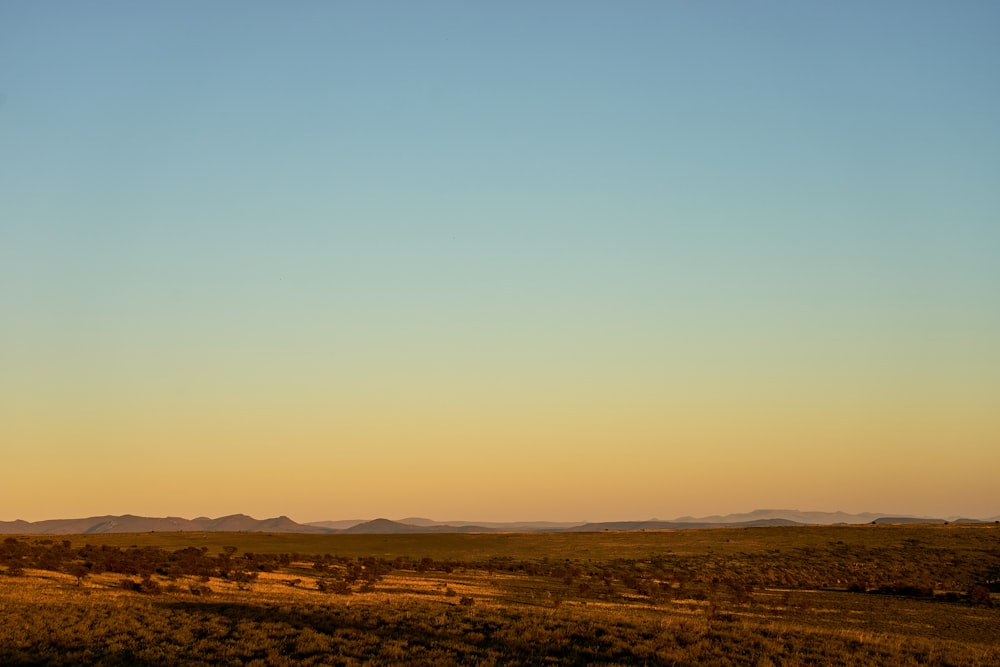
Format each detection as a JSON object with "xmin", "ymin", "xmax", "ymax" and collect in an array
[
  {"xmin": 395, "ymin": 518, "xmax": 584, "ymax": 531},
  {"xmin": 194, "ymin": 514, "xmax": 326, "ymax": 533},
  {"xmin": 562, "ymin": 518, "xmax": 804, "ymax": 532},
  {"xmin": 671, "ymin": 509, "xmax": 887, "ymax": 525},
  {"xmin": 306, "ymin": 519, "xmax": 369, "ymax": 530},
  {"xmin": 340, "ymin": 519, "xmax": 495, "ymax": 534}
]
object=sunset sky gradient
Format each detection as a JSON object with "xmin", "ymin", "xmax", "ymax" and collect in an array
[{"xmin": 2, "ymin": 1, "xmax": 998, "ymax": 522}]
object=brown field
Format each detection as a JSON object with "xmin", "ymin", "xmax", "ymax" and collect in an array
[{"xmin": 1, "ymin": 524, "xmax": 998, "ymax": 665}]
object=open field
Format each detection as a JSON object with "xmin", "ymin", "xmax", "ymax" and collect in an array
[{"xmin": 2, "ymin": 524, "xmax": 999, "ymax": 665}]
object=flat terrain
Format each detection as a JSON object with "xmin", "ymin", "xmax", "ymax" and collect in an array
[{"xmin": 2, "ymin": 524, "xmax": 998, "ymax": 665}]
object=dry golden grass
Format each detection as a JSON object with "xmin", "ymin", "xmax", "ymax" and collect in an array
[{"xmin": 2, "ymin": 525, "xmax": 999, "ymax": 665}]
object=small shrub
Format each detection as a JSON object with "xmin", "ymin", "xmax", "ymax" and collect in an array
[
  {"xmin": 123, "ymin": 576, "xmax": 162, "ymax": 594},
  {"xmin": 317, "ymin": 578, "xmax": 352, "ymax": 595},
  {"xmin": 877, "ymin": 584, "xmax": 933, "ymax": 598},
  {"xmin": 66, "ymin": 563, "xmax": 90, "ymax": 586},
  {"xmin": 969, "ymin": 585, "xmax": 993, "ymax": 607}
]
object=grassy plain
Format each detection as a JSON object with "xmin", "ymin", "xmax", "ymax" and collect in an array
[{"xmin": 1, "ymin": 524, "xmax": 998, "ymax": 665}]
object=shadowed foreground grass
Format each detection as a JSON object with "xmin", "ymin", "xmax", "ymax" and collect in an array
[{"xmin": 1, "ymin": 524, "xmax": 998, "ymax": 665}]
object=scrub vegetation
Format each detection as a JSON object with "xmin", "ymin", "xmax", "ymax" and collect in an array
[{"xmin": 1, "ymin": 524, "xmax": 998, "ymax": 665}]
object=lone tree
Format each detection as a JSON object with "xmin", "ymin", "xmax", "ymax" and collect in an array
[{"xmin": 66, "ymin": 562, "xmax": 90, "ymax": 586}]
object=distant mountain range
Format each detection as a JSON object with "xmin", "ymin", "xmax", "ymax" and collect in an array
[
  {"xmin": 2, "ymin": 509, "xmax": 996, "ymax": 535},
  {"xmin": 0, "ymin": 514, "xmax": 329, "ymax": 536}
]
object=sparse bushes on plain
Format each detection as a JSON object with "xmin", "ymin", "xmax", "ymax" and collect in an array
[{"xmin": 0, "ymin": 526, "xmax": 998, "ymax": 664}]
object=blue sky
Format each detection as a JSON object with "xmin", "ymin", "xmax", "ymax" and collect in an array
[{"xmin": 2, "ymin": 2, "xmax": 998, "ymax": 521}]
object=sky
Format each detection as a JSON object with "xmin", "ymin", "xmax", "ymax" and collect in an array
[{"xmin": 2, "ymin": 1, "xmax": 998, "ymax": 523}]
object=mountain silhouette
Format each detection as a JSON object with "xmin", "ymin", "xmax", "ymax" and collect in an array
[{"xmin": 0, "ymin": 509, "xmax": 983, "ymax": 535}]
